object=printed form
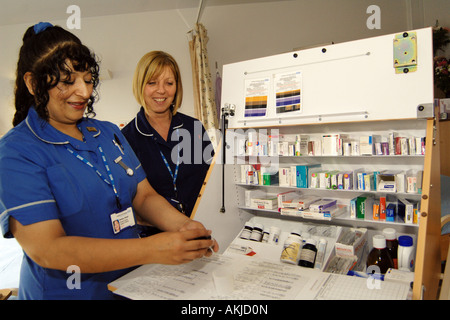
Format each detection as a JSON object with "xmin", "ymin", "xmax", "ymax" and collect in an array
[
  {"xmin": 109, "ymin": 254, "xmax": 410, "ymax": 300},
  {"xmin": 110, "ymin": 254, "xmax": 325, "ymax": 300}
]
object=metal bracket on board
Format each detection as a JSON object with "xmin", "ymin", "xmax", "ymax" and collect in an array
[
  {"xmin": 416, "ymin": 103, "xmax": 434, "ymax": 119},
  {"xmin": 393, "ymin": 32, "xmax": 418, "ymax": 74},
  {"xmin": 417, "ymin": 103, "xmax": 437, "ymax": 146}
]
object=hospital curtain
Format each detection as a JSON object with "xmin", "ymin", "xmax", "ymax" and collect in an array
[{"xmin": 188, "ymin": 23, "xmax": 219, "ymax": 150}]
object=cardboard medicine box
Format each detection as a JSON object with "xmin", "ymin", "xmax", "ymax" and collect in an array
[
  {"xmin": 335, "ymin": 228, "xmax": 368, "ymax": 260},
  {"xmin": 250, "ymin": 197, "xmax": 278, "ymax": 210}
]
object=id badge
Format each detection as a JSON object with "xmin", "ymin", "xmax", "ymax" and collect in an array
[{"xmin": 110, "ymin": 207, "xmax": 136, "ymax": 234}]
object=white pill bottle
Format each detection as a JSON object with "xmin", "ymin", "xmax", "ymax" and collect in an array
[{"xmin": 398, "ymin": 235, "xmax": 415, "ymax": 271}]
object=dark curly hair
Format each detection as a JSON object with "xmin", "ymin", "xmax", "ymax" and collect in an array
[{"xmin": 13, "ymin": 24, "xmax": 100, "ymax": 127}]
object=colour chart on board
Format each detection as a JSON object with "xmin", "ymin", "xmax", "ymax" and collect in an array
[{"xmin": 222, "ymin": 28, "xmax": 434, "ymax": 129}]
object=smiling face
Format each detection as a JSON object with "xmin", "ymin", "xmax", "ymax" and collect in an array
[
  {"xmin": 142, "ymin": 66, "xmax": 177, "ymax": 118},
  {"xmin": 45, "ymin": 60, "xmax": 93, "ymax": 131}
]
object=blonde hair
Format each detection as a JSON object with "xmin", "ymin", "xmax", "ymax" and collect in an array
[{"xmin": 132, "ymin": 51, "xmax": 183, "ymax": 115}]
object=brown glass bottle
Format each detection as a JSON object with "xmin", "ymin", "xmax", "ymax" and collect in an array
[
  {"xmin": 366, "ymin": 235, "xmax": 394, "ymax": 274},
  {"xmin": 383, "ymin": 228, "xmax": 398, "ymax": 269}
]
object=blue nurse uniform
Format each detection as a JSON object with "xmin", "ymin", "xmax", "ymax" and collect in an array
[
  {"xmin": 122, "ymin": 107, "xmax": 213, "ymax": 220},
  {"xmin": 0, "ymin": 108, "xmax": 146, "ymax": 299}
]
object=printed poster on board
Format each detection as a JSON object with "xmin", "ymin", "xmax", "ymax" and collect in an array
[
  {"xmin": 274, "ymin": 71, "xmax": 302, "ymax": 114},
  {"xmin": 244, "ymin": 77, "xmax": 269, "ymax": 117}
]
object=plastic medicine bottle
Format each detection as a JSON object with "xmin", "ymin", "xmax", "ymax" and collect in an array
[
  {"xmin": 280, "ymin": 230, "xmax": 303, "ymax": 265},
  {"xmin": 299, "ymin": 239, "xmax": 317, "ymax": 268},
  {"xmin": 398, "ymin": 235, "xmax": 415, "ymax": 271},
  {"xmin": 249, "ymin": 223, "xmax": 264, "ymax": 242},
  {"xmin": 383, "ymin": 228, "xmax": 398, "ymax": 269},
  {"xmin": 366, "ymin": 235, "xmax": 394, "ymax": 274},
  {"xmin": 267, "ymin": 226, "xmax": 281, "ymax": 245}
]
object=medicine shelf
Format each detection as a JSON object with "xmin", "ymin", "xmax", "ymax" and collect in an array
[
  {"xmin": 235, "ymin": 182, "xmax": 422, "ymax": 198},
  {"xmin": 237, "ymin": 205, "xmax": 420, "ymax": 232}
]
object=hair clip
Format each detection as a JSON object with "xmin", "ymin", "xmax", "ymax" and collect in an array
[{"xmin": 33, "ymin": 22, "xmax": 53, "ymax": 35}]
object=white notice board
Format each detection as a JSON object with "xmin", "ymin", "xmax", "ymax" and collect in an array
[{"xmin": 221, "ymin": 28, "xmax": 434, "ymax": 128}]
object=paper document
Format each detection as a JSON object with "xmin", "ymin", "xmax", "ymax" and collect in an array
[
  {"xmin": 314, "ymin": 273, "xmax": 410, "ymax": 300},
  {"xmin": 110, "ymin": 253, "xmax": 410, "ymax": 300},
  {"xmin": 111, "ymin": 254, "xmax": 322, "ymax": 300}
]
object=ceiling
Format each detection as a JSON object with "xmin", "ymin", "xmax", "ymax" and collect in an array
[{"xmin": 0, "ymin": 0, "xmax": 284, "ymax": 26}]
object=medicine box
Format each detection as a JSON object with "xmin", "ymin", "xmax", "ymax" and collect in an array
[
  {"xmin": 322, "ymin": 134, "xmax": 341, "ymax": 156},
  {"xmin": 377, "ymin": 171, "xmax": 402, "ymax": 192},
  {"xmin": 262, "ymin": 171, "xmax": 279, "ymax": 186},
  {"xmin": 278, "ymin": 167, "xmax": 291, "ymax": 187},
  {"xmin": 281, "ymin": 194, "xmax": 320, "ymax": 210},
  {"xmin": 277, "ymin": 190, "xmax": 301, "ymax": 211},
  {"xmin": 291, "ymin": 164, "xmax": 321, "ymax": 188},
  {"xmin": 386, "ymin": 203, "xmax": 396, "ymax": 222},
  {"xmin": 397, "ymin": 198, "xmax": 419, "ymax": 224},
  {"xmin": 309, "ymin": 199, "xmax": 337, "ymax": 213},
  {"xmin": 350, "ymin": 197, "xmax": 357, "ymax": 219},
  {"xmin": 244, "ymin": 190, "xmax": 265, "ymax": 207},
  {"xmin": 355, "ymin": 196, "xmax": 373, "ymax": 220},
  {"xmin": 359, "ymin": 135, "xmax": 380, "ymax": 155},
  {"xmin": 335, "ymin": 228, "xmax": 368, "ymax": 263},
  {"xmin": 310, "ymin": 170, "xmax": 324, "ymax": 189},
  {"xmin": 250, "ymin": 197, "xmax": 278, "ymax": 210}
]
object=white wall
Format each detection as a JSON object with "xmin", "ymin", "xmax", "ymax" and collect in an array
[
  {"xmin": 1, "ymin": 0, "xmax": 449, "ymax": 136},
  {"xmin": 0, "ymin": 8, "xmax": 199, "ymax": 134}
]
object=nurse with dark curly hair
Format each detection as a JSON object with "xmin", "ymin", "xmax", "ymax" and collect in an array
[{"xmin": 0, "ymin": 22, "xmax": 217, "ymax": 300}]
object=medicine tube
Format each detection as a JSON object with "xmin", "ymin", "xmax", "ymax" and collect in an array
[
  {"xmin": 239, "ymin": 222, "xmax": 253, "ymax": 240},
  {"xmin": 249, "ymin": 223, "xmax": 264, "ymax": 242}
]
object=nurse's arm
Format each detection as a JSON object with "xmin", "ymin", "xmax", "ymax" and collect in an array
[
  {"xmin": 132, "ymin": 178, "xmax": 200, "ymax": 232},
  {"xmin": 9, "ymin": 216, "xmax": 214, "ymax": 273},
  {"xmin": 132, "ymin": 179, "xmax": 219, "ymax": 254}
]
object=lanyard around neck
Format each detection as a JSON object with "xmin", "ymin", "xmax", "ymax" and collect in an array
[
  {"xmin": 158, "ymin": 129, "xmax": 180, "ymax": 196},
  {"xmin": 66, "ymin": 145, "xmax": 122, "ymax": 210}
]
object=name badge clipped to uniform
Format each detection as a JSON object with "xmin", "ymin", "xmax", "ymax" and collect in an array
[{"xmin": 110, "ymin": 207, "xmax": 136, "ymax": 234}]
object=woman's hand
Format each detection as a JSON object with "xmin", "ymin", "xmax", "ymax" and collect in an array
[
  {"xmin": 146, "ymin": 228, "xmax": 216, "ymax": 265},
  {"xmin": 178, "ymin": 220, "xmax": 219, "ymax": 255}
]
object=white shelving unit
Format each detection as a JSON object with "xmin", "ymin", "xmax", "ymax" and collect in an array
[{"xmin": 193, "ymin": 28, "xmax": 442, "ymax": 299}]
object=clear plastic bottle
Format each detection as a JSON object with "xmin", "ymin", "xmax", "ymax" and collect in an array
[
  {"xmin": 383, "ymin": 228, "xmax": 398, "ymax": 269},
  {"xmin": 366, "ymin": 235, "xmax": 394, "ymax": 274},
  {"xmin": 280, "ymin": 230, "xmax": 303, "ymax": 265}
]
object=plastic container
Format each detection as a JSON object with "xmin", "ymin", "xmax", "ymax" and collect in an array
[
  {"xmin": 267, "ymin": 226, "xmax": 281, "ymax": 245},
  {"xmin": 280, "ymin": 230, "xmax": 303, "ymax": 265},
  {"xmin": 398, "ymin": 235, "xmax": 415, "ymax": 271},
  {"xmin": 366, "ymin": 235, "xmax": 394, "ymax": 274}
]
